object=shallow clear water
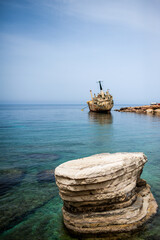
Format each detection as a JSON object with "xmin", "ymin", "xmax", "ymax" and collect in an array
[{"xmin": 0, "ymin": 104, "xmax": 160, "ymax": 240}]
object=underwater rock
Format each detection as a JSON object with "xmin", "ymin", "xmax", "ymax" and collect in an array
[
  {"xmin": 0, "ymin": 168, "xmax": 25, "ymax": 195},
  {"xmin": 37, "ymin": 170, "xmax": 55, "ymax": 183},
  {"xmin": 0, "ymin": 183, "xmax": 55, "ymax": 233},
  {"xmin": 55, "ymin": 153, "xmax": 158, "ymax": 235},
  {"xmin": 27, "ymin": 153, "xmax": 60, "ymax": 160}
]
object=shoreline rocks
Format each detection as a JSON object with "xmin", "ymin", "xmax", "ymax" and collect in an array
[
  {"xmin": 55, "ymin": 153, "xmax": 158, "ymax": 235},
  {"xmin": 115, "ymin": 105, "xmax": 160, "ymax": 115}
]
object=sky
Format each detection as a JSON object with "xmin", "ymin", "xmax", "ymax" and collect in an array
[{"xmin": 0, "ymin": 0, "xmax": 160, "ymax": 104}]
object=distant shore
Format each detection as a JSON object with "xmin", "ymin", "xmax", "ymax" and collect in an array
[{"xmin": 115, "ymin": 104, "xmax": 160, "ymax": 115}]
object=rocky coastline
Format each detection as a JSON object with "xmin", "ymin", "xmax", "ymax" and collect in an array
[
  {"xmin": 115, "ymin": 104, "xmax": 160, "ymax": 114},
  {"xmin": 55, "ymin": 153, "xmax": 158, "ymax": 235}
]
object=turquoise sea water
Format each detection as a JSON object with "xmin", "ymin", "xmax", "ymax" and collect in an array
[{"xmin": 0, "ymin": 104, "xmax": 160, "ymax": 240}]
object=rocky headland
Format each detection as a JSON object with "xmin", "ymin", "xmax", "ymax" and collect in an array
[
  {"xmin": 55, "ymin": 153, "xmax": 158, "ymax": 235},
  {"xmin": 115, "ymin": 104, "xmax": 160, "ymax": 114}
]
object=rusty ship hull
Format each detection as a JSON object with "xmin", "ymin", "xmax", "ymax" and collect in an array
[
  {"xmin": 87, "ymin": 81, "xmax": 114, "ymax": 113},
  {"xmin": 87, "ymin": 101, "xmax": 113, "ymax": 113}
]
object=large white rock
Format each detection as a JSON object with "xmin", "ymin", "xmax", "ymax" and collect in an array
[
  {"xmin": 63, "ymin": 185, "xmax": 158, "ymax": 233},
  {"xmin": 55, "ymin": 152, "xmax": 158, "ymax": 235},
  {"xmin": 55, "ymin": 153, "xmax": 146, "ymax": 181},
  {"xmin": 55, "ymin": 153, "xmax": 146, "ymax": 203}
]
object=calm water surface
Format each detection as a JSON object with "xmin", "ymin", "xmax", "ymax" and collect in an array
[{"xmin": 0, "ymin": 104, "xmax": 160, "ymax": 240}]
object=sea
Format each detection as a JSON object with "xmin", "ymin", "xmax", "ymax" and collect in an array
[{"xmin": 0, "ymin": 104, "xmax": 160, "ymax": 240}]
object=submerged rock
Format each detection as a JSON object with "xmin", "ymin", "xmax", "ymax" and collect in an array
[
  {"xmin": 27, "ymin": 153, "xmax": 60, "ymax": 160},
  {"xmin": 0, "ymin": 168, "xmax": 25, "ymax": 195},
  {"xmin": 55, "ymin": 153, "xmax": 158, "ymax": 235},
  {"xmin": 0, "ymin": 181, "xmax": 55, "ymax": 233},
  {"xmin": 37, "ymin": 170, "xmax": 55, "ymax": 183}
]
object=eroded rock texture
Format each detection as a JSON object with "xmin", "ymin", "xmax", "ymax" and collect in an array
[
  {"xmin": 115, "ymin": 105, "xmax": 160, "ymax": 115},
  {"xmin": 55, "ymin": 153, "xmax": 158, "ymax": 234}
]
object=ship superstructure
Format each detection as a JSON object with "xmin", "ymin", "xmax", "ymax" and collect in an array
[{"xmin": 87, "ymin": 81, "xmax": 114, "ymax": 113}]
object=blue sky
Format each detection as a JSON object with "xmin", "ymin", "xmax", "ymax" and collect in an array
[{"xmin": 0, "ymin": 0, "xmax": 160, "ymax": 104}]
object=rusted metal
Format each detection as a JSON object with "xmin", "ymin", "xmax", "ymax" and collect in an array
[{"xmin": 87, "ymin": 86, "xmax": 114, "ymax": 113}]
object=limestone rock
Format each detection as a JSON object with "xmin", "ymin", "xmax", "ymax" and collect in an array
[
  {"xmin": 115, "ymin": 104, "xmax": 160, "ymax": 115},
  {"xmin": 62, "ymin": 185, "xmax": 157, "ymax": 234},
  {"xmin": 155, "ymin": 109, "xmax": 160, "ymax": 115},
  {"xmin": 55, "ymin": 153, "xmax": 158, "ymax": 235},
  {"xmin": 55, "ymin": 152, "xmax": 146, "ymax": 182},
  {"xmin": 146, "ymin": 109, "xmax": 154, "ymax": 114}
]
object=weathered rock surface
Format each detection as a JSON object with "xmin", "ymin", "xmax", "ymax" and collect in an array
[
  {"xmin": 155, "ymin": 109, "xmax": 160, "ymax": 115},
  {"xmin": 115, "ymin": 105, "xmax": 160, "ymax": 115},
  {"xmin": 55, "ymin": 153, "xmax": 158, "ymax": 235}
]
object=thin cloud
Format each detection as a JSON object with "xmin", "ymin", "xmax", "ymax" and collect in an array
[
  {"xmin": 2, "ymin": 0, "xmax": 160, "ymax": 34},
  {"xmin": 35, "ymin": 0, "xmax": 160, "ymax": 35},
  {"xmin": 1, "ymin": 0, "xmax": 160, "ymax": 103}
]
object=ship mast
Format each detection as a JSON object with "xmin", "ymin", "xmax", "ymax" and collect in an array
[
  {"xmin": 98, "ymin": 80, "xmax": 104, "ymax": 97},
  {"xmin": 98, "ymin": 81, "xmax": 103, "ymax": 91}
]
